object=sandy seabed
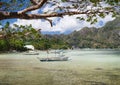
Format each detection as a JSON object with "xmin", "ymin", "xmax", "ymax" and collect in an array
[{"xmin": 0, "ymin": 49, "xmax": 120, "ymax": 85}]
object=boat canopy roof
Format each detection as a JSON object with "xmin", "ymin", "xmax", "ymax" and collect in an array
[{"xmin": 24, "ymin": 45, "xmax": 34, "ymax": 50}]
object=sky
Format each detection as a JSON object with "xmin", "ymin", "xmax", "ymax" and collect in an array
[{"xmin": 0, "ymin": 0, "xmax": 116, "ymax": 34}]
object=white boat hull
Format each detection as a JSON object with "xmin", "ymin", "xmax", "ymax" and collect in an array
[{"xmin": 39, "ymin": 57, "xmax": 69, "ymax": 61}]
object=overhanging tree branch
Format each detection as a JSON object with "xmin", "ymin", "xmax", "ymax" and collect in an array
[
  {"xmin": 44, "ymin": 18, "xmax": 53, "ymax": 27},
  {"xmin": 18, "ymin": 0, "xmax": 47, "ymax": 14},
  {"xmin": 0, "ymin": 0, "xmax": 118, "ymax": 27},
  {"xmin": 30, "ymin": 0, "xmax": 38, "ymax": 5},
  {"xmin": 0, "ymin": 10, "xmax": 113, "ymax": 20}
]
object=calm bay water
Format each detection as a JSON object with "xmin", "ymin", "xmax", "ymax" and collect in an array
[{"xmin": 0, "ymin": 49, "xmax": 120, "ymax": 85}]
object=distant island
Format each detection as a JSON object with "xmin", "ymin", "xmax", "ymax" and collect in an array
[{"xmin": 0, "ymin": 17, "xmax": 120, "ymax": 52}]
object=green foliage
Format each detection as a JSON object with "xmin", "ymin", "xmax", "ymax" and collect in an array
[
  {"xmin": 106, "ymin": 0, "xmax": 119, "ymax": 5},
  {"xmin": 0, "ymin": 40, "xmax": 8, "ymax": 51},
  {"xmin": 4, "ymin": 22, "xmax": 10, "ymax": 28},
  {"xmin": 61, "ymin": 0, "xmax": 67, "ymax": 2},
  {"xmin": 90, "ymin": 0, "xmax": 100, "ymax": 6},
  {"xmin": 91, "ymin": 18, "xmax": 97, "ymax": 24},
  {"xmin": 87, "ymin": 16, "xmax": 92, "ymax": 22},
  {"xmin": 0, "ymin": 23, "xmax": 69, "ymax": 52},
  {"xmin": 9, "ymin": 38, "xmax": 25, "ymax": 51},
  {"xmin": 99, "ymin": 13, "xmax": 105, "ymax": 18},
  {"xmin": 0, "ymin": 23, "xmax": 41, "ymax": 51},
  {"xmin": 76, "ymin": 17, "xmax": 85, "ymax": 20},
  {"xmin": 112, "ymin": 12, "xmax": 117, "ymax": 17}
]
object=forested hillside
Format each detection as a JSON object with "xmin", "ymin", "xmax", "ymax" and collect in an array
[{"xmin": 47, "ymin": 17, "xmax": 120, "ymax": 49}]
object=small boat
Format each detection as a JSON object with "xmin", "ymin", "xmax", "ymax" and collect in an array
[
  {"xmin": 38, "ymin": 56, "xmax": 69, "ymax": 62},
  {"xmin": 23, "ymin": 45, "xmax": 39, "ymax": 55},
  {"xmin": 38, "ymin": 50, "xmax": 69, "ymax": 61},
  {"xmin": 38, "ymin": 50, "xmax": 69, "ymax": 62}
]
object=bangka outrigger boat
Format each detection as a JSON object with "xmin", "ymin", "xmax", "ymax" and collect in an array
[
  {"xmin": 38, "ymin": 50, "xmax": 69, "ymax": 62},
  {"xmin": 39, "ymin": 56, "xmax": 69, "ymax": 61}
]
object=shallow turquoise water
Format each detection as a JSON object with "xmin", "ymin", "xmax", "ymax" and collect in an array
[
  {"xmin": 0, "ymin": 49, "xmax": 120, "ymax": 68},
  {"xmin": 0, "ymin": 49, "xmax": 120, "ymax": 85},
  {"xmin": 66, "ymin": 49, "xmax": 120, "ymax": 68}
]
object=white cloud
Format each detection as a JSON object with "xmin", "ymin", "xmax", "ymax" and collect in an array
[
  {"xmin": 50, "ymin": 14, "xmax": 115, "ymax": 33},
  {"xmin": 51, "ymin": 16, "xmax": 80, "ymax": 33},
  {"xmin": 12, "ymin": 14, "xmax": 115, "ymax": 34},
  {"xmin": 12, "ymin": 19, "xmax": 52, "ymax": 31}
]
